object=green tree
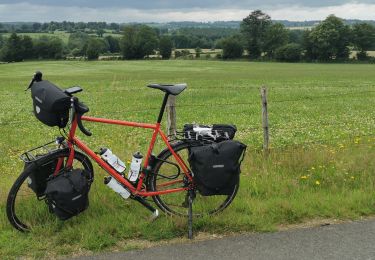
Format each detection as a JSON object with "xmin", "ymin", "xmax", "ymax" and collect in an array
[
  {"xmin": 288, "ymin": 30, "xmax": 304, "ymax": 45},
  {"xmin": 221, "ymin": 37, "xmax": 244, "ymax": 59},
  {"xmin": 171, "ymin": 34, "xmax": 191, "ymax": 48},
  {"xmin": 263, "ymin": 23, "xmax": 289, "ymax": 58},
  {"xmin": 34, "ymin": 36, "xmax": 64, "ymax": 59},
  {"xmin": 159, "ymin": 35, "xmax": 173, "ymax": 59},
  {"xmin": 120, "ymin": 25, "xmax": 158, "ymax": 59},
  {"xmin": 32, "ymin": 23, "xmax": 42, "ymax": 32},
  {"xmin": 240, "ymin": 10, "xmax": 271, "ymax": 59},
  {"xmin": 195, "ymin": 47, "xmax": 202, "ymax": 58},
  {"xmin": 96, "ymin": 29, "xmax": 105, "ymax": 37},
  {"xmin": 352, "ymin": 23, "xmax": 375, "ymax": 60},
  {"xmin": 0, "ymin": 33, "xmax": 23, "ymax": 62},
  {"xmin": 104, "ymin": 35, "xmax": 120, "ymax": 53},
  {"xmin": 308, "ymin": 15, "xmax": 350, "ymax": 61},
  {"xmin": 109, "ymin": 23, "xmax": 120, "ymax": 31},
  {"xmin": 138, "ymin": 25, "xmax": 158, "ymax": 58},
  {"xmin": 275, "ymin": 43, "xmax": 302, "ymax": 62},
  {"xmin": 86, "ymin": 38, "xmax": 105, "ymax": 60},
  {"xmin": 20, "ymin": 35, "xmax": 34, "ymax": 59},
  {"xmin": 302, "ymin": 30, "xmax": 317, "ymax": 61},
  {"xmin": 0, "ymin": 34, "xmax": 4, "ymax": 49},
  {"xmin": 121, "ymin": 26, "xmax": 137, "ymax": 59},
  {"xmin": 68, "ymin": 32, "xmax": 89, "ymax": 56}
]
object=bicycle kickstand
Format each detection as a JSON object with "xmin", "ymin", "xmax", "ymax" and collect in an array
[{"xmin": 188, "ymin": 189, "xmax": 196, "ymax": 239}]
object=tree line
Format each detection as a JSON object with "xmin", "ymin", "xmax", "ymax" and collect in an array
[
  {"xmin": 0, "ymin": 21, "xmax": 237, "ymax": 49},
  {"xmin": 0, "ymin": 22, "xmax": 120, "ymax": 34},
  {"xmin": 0, "ymin": 11, "xmax": 374, "ymax": 62},
  {"xmin": 228, "ymin": 10, "xmax": 375, "ymax": 62},
  {"xmin": 0, "ymin": 33, "xmax": 121, "ymax": 61}
]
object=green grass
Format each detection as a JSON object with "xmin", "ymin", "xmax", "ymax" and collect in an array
[{"xmin": 0, "ymin": 60, "xmax": 375, "ymax": 258}]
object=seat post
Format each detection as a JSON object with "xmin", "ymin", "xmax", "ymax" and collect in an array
[{"xmin": 157, "ymin": 93, "xmax": 170, "ymax": 124}]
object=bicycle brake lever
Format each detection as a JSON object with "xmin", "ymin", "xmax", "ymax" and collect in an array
[
  {"xmin": 25, "ymin": 78, "xmax": 35, "ymax": 91},
  {"xmin": 25, "ymin": 71, "xmax": 42, "ymax": 91}
]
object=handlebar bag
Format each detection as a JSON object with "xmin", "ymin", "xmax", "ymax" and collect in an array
[
  {"xmin": 31, "ymin": 80, "xmax": 71, "ymax": 128},
  {"xmin": 45, "ymin": 169, "xmax": 90, "ymax": 220},
  {"xmin": 188, "ymin": 140, "xmax": 246, "ymax": 196},
  {"xmin": 183, "ymin": 124, "xmax": 237, "ymax": 142}
]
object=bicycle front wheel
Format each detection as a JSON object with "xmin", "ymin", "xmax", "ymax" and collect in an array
[
  {"xmin": 148, "ymin": 141, "xmax": 238, "ymax": 217},
  {"xmin": 6, "ymin": 149, "xmax": 93, "ymax": 232}
]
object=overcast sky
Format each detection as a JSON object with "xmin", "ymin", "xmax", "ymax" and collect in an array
[{"xmin": 0, "ymin": 0, "xmax": 374, "ymax": 22}]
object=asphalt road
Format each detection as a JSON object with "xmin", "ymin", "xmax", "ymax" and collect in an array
[{"xmin": 76, "ymin": 219, "xmax": 375, "ymax": 260}]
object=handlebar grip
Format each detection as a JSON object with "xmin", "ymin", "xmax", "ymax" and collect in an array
[{"xmin": 77, "ymin": 114, "xmax": 92, "ymax": 136}]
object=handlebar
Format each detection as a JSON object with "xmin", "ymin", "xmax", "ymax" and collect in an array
[
  {"xmin": 77, "ymin": 114, "xmax": 92, "ymax": 136},
  {"xmin": 72, "ymin": 97, "xmax": 92, "ymax": 137}
]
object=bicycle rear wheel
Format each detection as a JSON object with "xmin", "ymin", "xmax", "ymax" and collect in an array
[
  {"xmin": 148, "ymin": 141, "xmax": 238, "ymax": 217},
  {"xmin": 6, "ymin": 149, "xmax": 93, "ymax": 232}
]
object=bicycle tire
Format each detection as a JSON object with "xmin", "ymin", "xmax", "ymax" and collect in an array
[
  {"xmin": 6, "ymin": 149, "xmax": 93, "ymax": 232},
  {"xmin": 148, "ymin": 141, "xmax": 239, "ymax": 217}
]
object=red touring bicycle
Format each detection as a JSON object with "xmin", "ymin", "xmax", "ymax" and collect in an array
[{"xmin": 7, "ymin": 72, "xmax": 243, "ymax": 238}]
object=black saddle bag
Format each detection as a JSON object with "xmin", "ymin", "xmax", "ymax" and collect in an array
[
  {"xmin": 188, "ymin": 140, "xmax": 246, "ymax": 196},
  {"xmin": 45, "ymin": 169, "xmax": 90, "ymax": 220}
]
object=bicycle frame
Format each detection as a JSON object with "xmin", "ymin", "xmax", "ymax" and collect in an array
[
  {"xmin": 63, "ymin": 93, "xmax": 192, "ymax": 197},
  {"xmin": 64, "ymin": 115, "xmax": 192, "ymax": 197}
]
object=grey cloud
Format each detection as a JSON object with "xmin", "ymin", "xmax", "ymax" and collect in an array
[{"xmin": 0, "ymin": 0, "xmax": 374, "ymax": 9}]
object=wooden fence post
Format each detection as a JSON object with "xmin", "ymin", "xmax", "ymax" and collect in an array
[
  {"xmin": 261, "ymin": 87, "xmax": 269, "ymax": 153},
  {"xmin": 166, "ymin": 95, "xmax": 177, "ymax": 139}
]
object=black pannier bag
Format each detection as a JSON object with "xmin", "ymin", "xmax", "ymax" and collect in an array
[
  {"xmin": 45, "ymin": 169, "xmax": 90, "ymax": 220},
  {"xmin": 26, "ymin": 158, "xmax": 58, "ymax": 198},
  {"xmin": 188, "ymin": 140, "xmax": 246, "ymax": 196},
  {"xmin": 31, "ymin": 80, "xmax": 71, "ymax": 128},
  {"xmin": 183, "ymin": 124, "xmax": 237, "ymax": 142}
]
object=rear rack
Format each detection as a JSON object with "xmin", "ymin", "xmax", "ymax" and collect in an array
[
  {"xmin": 169, "ymin": 129, "xmax": 231, "ymax": 145},
  {"xmin": 20, "ymin": 137, "xmax": 66, "ymax": 163},
  {"xmin": 172, "ymin": 124, "xmax": 237, "ymax": 144}
]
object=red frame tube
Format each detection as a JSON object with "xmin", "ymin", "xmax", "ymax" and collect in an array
[{"xmin": 66, "ymin": 115, "xmax": 191, "ymax": 197}]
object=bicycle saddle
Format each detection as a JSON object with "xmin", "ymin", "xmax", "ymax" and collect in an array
[{"xmin": 147, "ymin": 83, "xmax": 187, "ymax": 96}]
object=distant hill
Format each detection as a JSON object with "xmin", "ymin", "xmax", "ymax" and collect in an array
[
  {"xmin": 147, "ymin": 19, "xmax": 375, "ymax": 30},
  {"xmin": 1, "ymin": 19, "xmax": 374, "ymax": 33}
]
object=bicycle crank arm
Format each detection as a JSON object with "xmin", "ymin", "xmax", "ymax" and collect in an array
[{"xmin": 132, "ymin": 196, "xmax": 159, "ymax": 220}]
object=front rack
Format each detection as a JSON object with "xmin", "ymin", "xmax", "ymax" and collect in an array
[{"xmin": 20, "ymin": 137, "xmax": 66, "ymax": 163}]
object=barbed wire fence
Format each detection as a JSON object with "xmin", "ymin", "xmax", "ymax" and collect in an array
[{"xmin": 163, "ymin": 87, "xmax": 375, "ymax": 153}]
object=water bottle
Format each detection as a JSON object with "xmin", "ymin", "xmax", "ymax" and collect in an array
[
  {"xmin": 99, "ymin": 148, "xmax": 126, "ymax": 173},
  {"xmin": 104, "ymin": 176, "xmax": 131, "ymax": 199},
  {"xmin": 127, "ymin": 152, "xmax": 143, "ymax": 182}
]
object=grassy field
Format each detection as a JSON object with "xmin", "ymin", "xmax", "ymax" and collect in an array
[
  {"xmin": 2, "ymin": 30, "xmax": 120, "ymax": 43},
  {"xmin": 0, "ymin": 60, "xmax": 375, "ymax": 258}
]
